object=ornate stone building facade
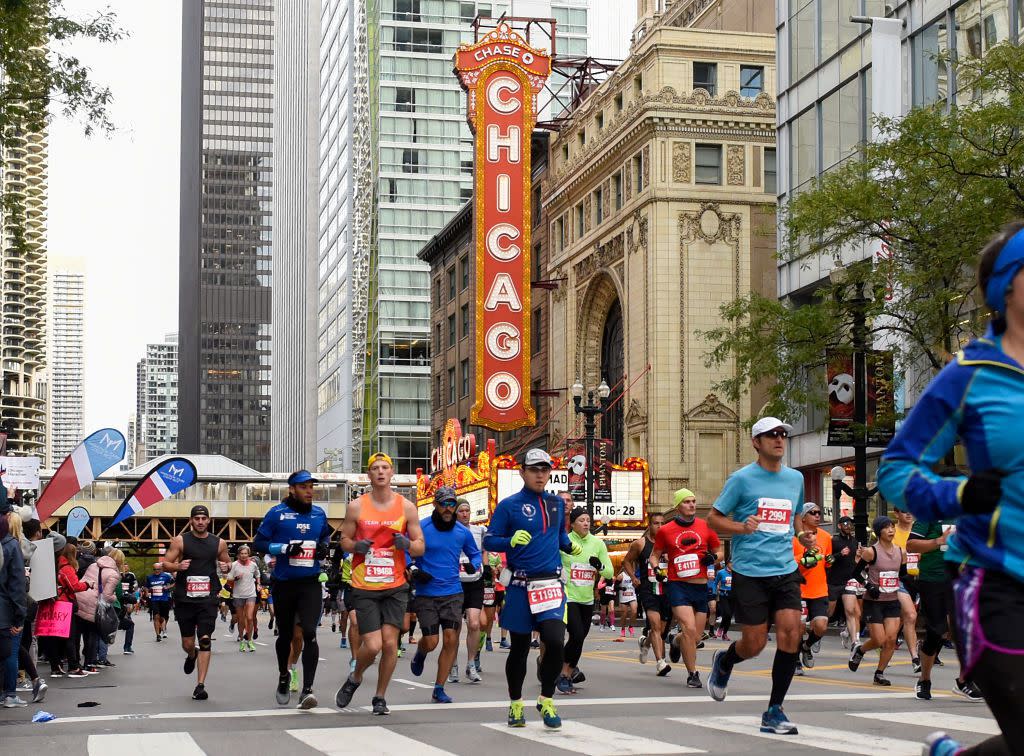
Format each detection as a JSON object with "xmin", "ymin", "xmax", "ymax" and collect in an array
[{"xmin": 544, "ymin": 13, "xmax": 776, "ymax": 510}]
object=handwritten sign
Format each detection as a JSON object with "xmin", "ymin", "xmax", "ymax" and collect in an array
[{"xmin": 36, "ymin": 600, "xmax": 74, "ymax": 638}]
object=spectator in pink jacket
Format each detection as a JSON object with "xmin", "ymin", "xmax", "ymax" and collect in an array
[{"xmin": 74, "ymin": 552, "xmax": 118, "ymax": 673}]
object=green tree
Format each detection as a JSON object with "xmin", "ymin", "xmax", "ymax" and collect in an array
[
  {"xmin": 701, "ymin": 43, "xmax": 1024, "ymax": 426},
  {"xmin": 0, "ymin": 0, "xmax": 123, "ymax": 244}
]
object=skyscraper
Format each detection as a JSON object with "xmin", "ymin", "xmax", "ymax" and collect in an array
[
  {"xmin": 0, "ymin": 98, "xmax": 48, "ymax": 458},
  {"xmin": 137, "ymin": 334, "xmax": 179, "ymax": 463},
  {"xmin": 46, "ymin": 258, "xmax": 85, "ymax": 467},
  {"xmin": 314, "ymin": 0, "xmax": 635, "ymax": 474},
  {"xmin": 270, "ymin": 0, "xmax": 320, "ymax": 471},
  {"xmin": 178, "ymin": 0, "xmax": 275, "ymax": 470}
]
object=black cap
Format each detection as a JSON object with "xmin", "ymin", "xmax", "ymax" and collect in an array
[
  {"xmin": 190, "ymin": 504, "xmax": 210, "ymax": 518},
  {"xmin": 569, "ymin": 506, "xmax": 589, "ymax": 524},
  {"xmin": 837, "ymin": 515, "xmax": 854, "ymax": 525}
]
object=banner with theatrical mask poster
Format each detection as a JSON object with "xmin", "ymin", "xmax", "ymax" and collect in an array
[
  {"xmin": 564, "ymin": 438, "xmax": 614, "ymax": 504},
  {"xmin": 455, "ymin": 23, "xmax": 551, "ymax": 432},
  {"xmin": 826, "ymin": 351, "xmax": 856, "ymax": 446},
  {"xmin": 865, "ymin": 350, "xmax": 896, "ymax": 447}
]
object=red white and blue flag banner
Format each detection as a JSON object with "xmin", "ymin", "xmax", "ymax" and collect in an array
[
  {"xmin": 37, "ymin": 428, "xmax": 126, "ymax": 521},
  {"xmin": 109, "ymin": 457, "xmax": 197, "ymax": 526}
]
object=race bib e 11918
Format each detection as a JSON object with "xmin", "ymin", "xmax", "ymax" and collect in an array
[{"xmin": 527, "ymin": 578, "xmax": 563, "ymax": 614}]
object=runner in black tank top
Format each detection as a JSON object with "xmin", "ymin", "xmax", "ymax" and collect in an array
[
  {"xmin": 621, "ymin": 513, "xmax": 671, "ymax": 675},
  {"xmin": 161, "ymin": 505, "xmax": 230, "ymax": 700}
]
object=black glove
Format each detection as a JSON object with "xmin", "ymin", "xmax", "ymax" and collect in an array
[
  {"xmin": 413, "ymin": 568, "xmax": 434, "ymax": 584},
  {"xmin": 866, "ymin": 582, "xmax": 881, "ymax": 600},
  {"xmin": 482, "ymin": 564, "xmax": 493, "ymax": 580},
  {"xmin": 352, "ymin": 538, "xmax": 373, "ymax": 555},
  {"xmin": 463, "ymin": 561, "xmax": 477, "ymax": 575},
  {"xmin": 314, "ymin": 543, "xmax": 329, "ymax": 560},
  {"xmin": 589, "ymin": 556, "xmax": 603, "ymax": 571},
  {"xmin": 393, "ymin": 533, "xmax": 411, "ymax": 551},
  {"xmin": 701, "ymin": 552, "xmax": 717, "ymax": 567},
  {"xmin": 655, "ymin": 571, "xmax": 667, "ymax": 582},
  {"xmin": 285, "ymin": 542, "xmax": 304, "ymax": 557},
  {"xmin": 961, "ymin": 469, "xmax": 1003, "ymax": 515}
]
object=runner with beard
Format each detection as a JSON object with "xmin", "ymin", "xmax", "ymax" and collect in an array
[{"xmin": 826, "ymin": 516, "xmax": 862, "ymax": 649}]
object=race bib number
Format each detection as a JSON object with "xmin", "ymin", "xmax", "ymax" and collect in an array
[
  {"xmin": 620, "ymin": 588, "xmax": 636, "ymax": 602},
  {"xmin": 289, "ymin": 540, "xmax": 316, "ymax": 568},
  {"xmin": 878, "ymin": 571, "xmax": 899, "ymax": 593},
  {"xmin": 673, "ymin": 553, "xmax": 700, "ymax": 579},
  {"xmin": 756, "ymin": 498, "xmax": 793, "ymax": 533},
  {"xmin": 151, "ymin": 585, "xmax": 164, "ymax": 597},
  {"xmin": 706, "ymin": 566, "xmax": 716, "ymax": 580},
  {"xmin": 906, "ymin": 552, "xmax": 920, "ymax": 573},
  {"xmin": 845, "ymin": 578, "xmax": 863, "ymax": 594},
  {"xmin": 800, "ymin": 600, "xmax": 808, "ymax": 621},
  {"xmin": 186, "ymin": 575, "xmax": 211, "ymax": 598},
  {"xmin": 724, "ymin": 576, "xmax": 732, "ymax": 589},
  {"xmin": 483, "ymin": 586, "xmax": 496, "ymax": 605},
  {"xmin": 527, "ymin": 578, "xmax": 564, "ymax": 614},
  {"xmin": 364, "ymin": 548, "xmax": 396, "ymax": 583},
  {"xmin": 570, "ymin": 562, "xmax": 596, "ymax": 586}
]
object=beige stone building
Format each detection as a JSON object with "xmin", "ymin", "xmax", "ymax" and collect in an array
[{"xmin": 543, "ymin": 3, "xmax": 777, "ymax": 512}]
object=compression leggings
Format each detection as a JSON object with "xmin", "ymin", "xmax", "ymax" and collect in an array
[{"xmin": 506, "ymin": 620, "xmax": 564, "ymax": 700}]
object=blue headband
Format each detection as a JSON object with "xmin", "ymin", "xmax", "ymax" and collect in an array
[{"xmin": 985, "ymin": 228, "xmax": 1024, "ymax": 316}]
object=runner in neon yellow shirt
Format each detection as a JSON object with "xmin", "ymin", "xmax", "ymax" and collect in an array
[{"xmin": 558, "ymin": 506, "xmax": 613, "ymax": 693}]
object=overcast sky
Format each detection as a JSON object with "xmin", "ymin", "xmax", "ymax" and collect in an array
[{"xmin": 48, "ymin": 1, "xmax": 181, "ymax": 447}]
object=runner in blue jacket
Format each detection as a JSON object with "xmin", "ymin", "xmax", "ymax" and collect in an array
[
  {"xmin": 483, "ymin": 448, "xmax": 580, "ymax": 731},
  {"xmin": 878, "ymin": 221, "xmax": 1024, "ymax": 756}
]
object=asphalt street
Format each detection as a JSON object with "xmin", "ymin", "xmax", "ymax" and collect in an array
[{"xmin": 0, "ymin": 612, "xmax": 998, "ymax": 754}]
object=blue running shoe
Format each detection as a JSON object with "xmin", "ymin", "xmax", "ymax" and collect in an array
[
  {"xmin": 499, "ymin": 638, "xmax": 511, "ymax": 649},
  {"xmin": 536, "ymin": 696, "xmax": 561, "ymax": 729},
  {"xmin": 410, "ymin": 650, "xmax": 426, "ymax": 677},
  {"xmin": 340, "ymin": 637, "xmax": 348, "ymax": 649},
  {"xmin": 432, "ymin": 684, "xmax": 453, "ymax": 704},
  {"xmin": 923, "ymin": 732, "xmax": 963, "ymax": 756},
  {"xmin": 555, "ymin": 675, "xmax": 576, "ymax": 694},
  {"xmin": 760, "ymin": 705, "xmax": 798, "ymax": 735},
  {"xmin": 507, "ymin": 700, "xmax": 525, "ymax": 727},
  {"xmin": 708, "ymin": 649, "xmax": 732, "ymax": 702},
  {"xmin": 486, "ymin": 638, "xmax": 494, "ymax": 652}
]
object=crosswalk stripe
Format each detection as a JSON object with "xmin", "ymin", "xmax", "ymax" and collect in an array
[
  {"xmin": 848, "ymin": 711, "xmax": 1000, "ymax": 735},
  {"xmin": 483, "ymin": 720, "xmax": 704, "ymax": 755},
  {"xmin": 392, "ymin": 677, "xmax": 436, "ymax": 689},
  {"xmin": 669, "ymin": 716, "xmax": 922, "ymax": 755},
  {"xmin": 89, "ymin": 733, "xmax": 204, "ymax": 756},
  {"xmin": 286, "ymin": 726, "xmax": 456, "ymax": 755}
]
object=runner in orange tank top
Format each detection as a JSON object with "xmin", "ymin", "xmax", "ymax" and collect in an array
[{"xmin": 335, "ymin": 452, "xmax": 424, "ymax": 715}]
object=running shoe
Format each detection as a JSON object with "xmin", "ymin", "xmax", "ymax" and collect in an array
[
  {"xmin": 239, "ymin": 640, "xmax": 247, "ymax": 653},
  {"xmin": 656, "ymin": 658, "xmax": 671, "ymax": 677},
  {"xmin": 915, "ymin": 679, "xmax": 932, "ymax": 700},
  {"xmin": 686, "ymin": 671, "xmax": 702, "ymax": 688},
  {"xmin": 432, "ymin": 685, "xmax": 453, "ymax": 704},
  {"xmin": 397, "ymin": 644, "xmax": 404, "ymax": 658},
  {"xmin": 811, "ymin": 639, "xmax": 821, "ymax": 654},
  {"xmin": 16, "ymin": 679, "xmax": 32, "ymax": 692},
  {"xmin": 67, "ymin": 668, "xmax": 88, "ymax": 678},
  {"xmin": 331, "ymin": 622, "xmax": 336, "ymax": 632},
  {"xmin": 161, "ymin": 631, "xmax": 168, "ymax": 639},
  {"xmin": 571, "ymin": 667, "xmax": 585, "ymax": 684},
  {"xmin": 2, "ymin": 695, "xmax": 27, "ymax": 708},
  {"xmin": 800, "ymin": 641, "xmax": 815, "ymax": 669},
  {"xmin": 335, "ymin": 673, "xmax": 360, "ymax": 708},
  {"xmin": 32, "ymin": 679, "xmax": 47, "ymax": 703},
  {"xmin": 556, "ymin": 675, "xmax": 576, "ymax": 694},
  {"xmin": 668, "ymin": 633, "xmax": 681, "ymax": 663},
  {"xmin": 701, "ymin": 630, "xmax": 711, "ymax": 641},
  {"xmin": 49, "ymin": 667, "xmax": 65, "ymax": 678},
  {"xmin": 840, "ymin": 628, "xmax": 850, "ymax": 649},
  {"xmin": 192, "ymin": 683, "xmax": 208, "ymax": 701},
  {"xmin": 720, "ymin": 633, "xmax": 731, "ymax": 642},
  {"xmin": 248, "ymin": 640, "xmax": 256, "ymax": 652},
  {"xmin": 371, "ymin": 696, "xmax": 389, "ymax": 715},
  {"xmin": 349, "ymin": 657, "xmax": 357, "ymax": 673},
  {"xmin": 289, "ymin": 668, "xmax": 299, "ymax": 692},
  {"xmin": 123, "ymin": 648, "xmax": 134, "ymax": 655},
  {"xmin": 410, "ymin": 650, "xmax": 426, "ymax": 677},
  {"xmin": 276, "ymin": 673, "xmax": 291, "ymax": 705},
  {"xmin": 638, "ymin": 631, "xmax": 650, "ymax": 664},
  {"xmin": 923, "ymin": 732, "xmax": 962, "ymax": 756},
  {"xmin": 530, "ymin": 638, "xmax": 540, "ymax": 648},
  {"xmin": 696, "ymin": 640, "xmax": 705, "ymax": 650},
  {"xmin": 466, "ymin": 663, "xmax": 482, "ymax": 683},
  {"xmin": 873, "ymin": 671, "xmax": 892, "ymax": 686},
  {"xmin": 849, "ymin": 643, "xmax": 865, "ymax": 672},
  {"xmin": 707, "ymin": 649, "xmax": 731, "ymax": 702},
  {"xmin": 499, "ymin": 638, "xmax": 511, "ymax": 649},
  {"xmin": 507, "ymin": 700, "xmax": 525, "ymax": 727},
  {"xmin": 184, "ymin": 653, "xmax": 197, "ymax": 675},
  {"xmin": 475, "ymin": 652, "xmax": 482, "ymax": 674},
  {"xmin": 340, "ymin": 637, "xmax": 348, "ymax": 649},
  {"xmin": 486, "ymin": 637, "xmax": 494, "ymax": 652},
  {"xmin": 934, "ymin": 654, "xmax": 944, "ymax": 667},
  {"xmin": 912, "ymin": 656, "xmax": 922, "ymax": 674},
  {"xmin": 942, "ymin": 639, "xmax": 955, "ymax": 650},
  {"xmin": 760, "ymin": 705, "xmax": 798, "ymax": 735},
  {"xmin": 229, "ymin": 621, "xmax": 236, "ymax": 633},
  {"xmin": 84, "ymin": 665, "xmax": 100, "ymax": 674},
  {"xmin": 794, "ymin": 661, "xmax": 804, "ymax": 676},
  {"xmin": 99, "ymin": 659, "xmax": 116, "ymax": 667},
  {"xmin": 536, "ymin": 696, "xmax": 562, "ymax": 729},
  {"xmin": 953, "ymin": 678, "xmax": 984, "ymax": 702},
  {"xmin": 448, "ymin": 664, "xmax": 459, "ymax": 684}
]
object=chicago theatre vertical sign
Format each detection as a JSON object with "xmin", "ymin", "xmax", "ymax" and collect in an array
[{"xmin": 455, "ymin": 24, "xmax": 550, "ymax": 431}]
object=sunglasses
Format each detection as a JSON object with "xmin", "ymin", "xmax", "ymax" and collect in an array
[
  {"xmin": 437, "ymin": 500, "xmax": 458, "ymax": 508},
  {"xmin": 758, "ymin": 430, "xmax": 789, "ymax": 439},
  {"xmin": 805, "ymin": 510, "xmax": 821, "ymax": 516}
]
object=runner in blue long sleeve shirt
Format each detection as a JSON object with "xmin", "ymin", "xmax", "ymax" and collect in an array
[{"xmin": 482, "ymin": 449, "xmax": 580, "ymax": 731}]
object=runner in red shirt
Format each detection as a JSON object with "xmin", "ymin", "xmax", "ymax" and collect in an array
[{"xmin": 650, "ymin": 489, "xmax": 722, "ymax": 688}]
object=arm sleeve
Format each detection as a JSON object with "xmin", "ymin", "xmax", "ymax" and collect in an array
[
  {"xmin": 878, "ymin": 363, "xmax": 972, "ymax": 521},
  {"xmin": 482, "ymin": 503, "xmax": 512, "ymax": 553},
  {"xmin": 712, "ymin": 473, "xmax": 742, "ymax": 518},
  {"xmin": 598, "ymin": 540, "xmax": 614, "ymax": 578},
  {"xmin": 253, "ymin": 509, "xmax": 284, "ymax": 555}
]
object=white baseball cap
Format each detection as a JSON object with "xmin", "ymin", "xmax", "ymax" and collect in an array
[
  {"xmin": 523, "ymin": 448, "xmax": 553, "ymax": 467},
  {"xmin": 751, "ymin": 416, "xmax": 794, "ymax": 438}
]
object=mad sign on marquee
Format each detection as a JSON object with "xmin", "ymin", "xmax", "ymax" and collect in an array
[{"xmin": 455, "ymin": 24, "xmax": 551, "ymax": 431}]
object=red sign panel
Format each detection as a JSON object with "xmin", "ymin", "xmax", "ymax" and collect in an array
[{"xmin": 455, "ymin": 24, "xmax": 551, "ymax": 431}]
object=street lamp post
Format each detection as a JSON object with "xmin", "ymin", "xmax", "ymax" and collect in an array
[
  {"xmin": 570, "ymin": 379, "xmax": 610, "ymax": 523},
  {"xmin": 829, "ymin": 274, "xmax": 879, "ymax": 544}
]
